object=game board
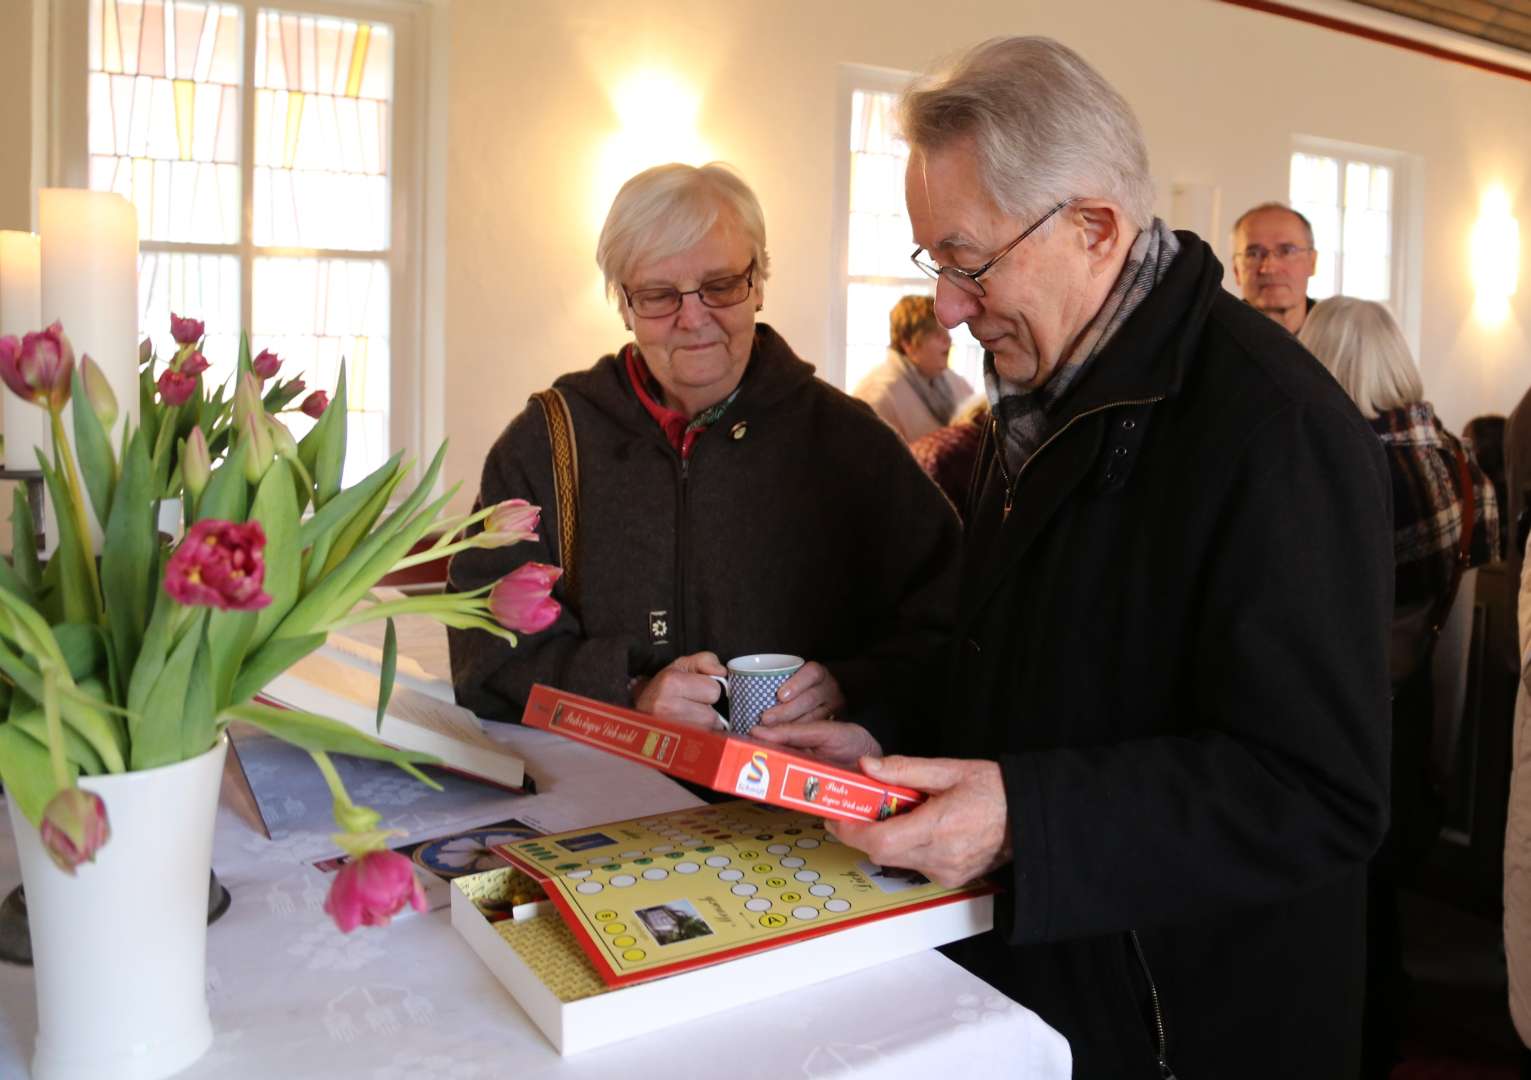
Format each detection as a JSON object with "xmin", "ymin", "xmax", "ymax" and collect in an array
[{"xmin": 493, "ymin": 799, "xmax": 994, "ymax": 988}]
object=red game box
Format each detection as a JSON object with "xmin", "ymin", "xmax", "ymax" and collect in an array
[{"xmin": 521, "ymin": 685, "xmax": 924, "ymax": 823}]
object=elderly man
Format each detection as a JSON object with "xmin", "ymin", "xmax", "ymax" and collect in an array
[
  {"xmin": 756, "ymin": 37, "xmax": 1392, "ymax": 1077},
  {"xmin": 1232, "ymin": 202, "xmax": 1319, "ymax": 333}
]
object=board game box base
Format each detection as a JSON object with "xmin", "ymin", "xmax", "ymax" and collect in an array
[{"xmin": 452, "ymin": 801, "xmax": 994, "ymax": 1054}]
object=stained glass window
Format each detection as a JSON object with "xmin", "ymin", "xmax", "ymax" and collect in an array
[
  {"xmin": 88, "ymin": 1, "xmax": 397, "ymax": 485},
  {"xmin": 252, "ymin": 12, "xmax": 392, "ymax": 250},
  {"xmin": 844, "ymin": 89, "xmax": 984, "ymax": 396},
  {"xmin": 1290, "ymin": 149, "xmax": 1395, "ymax": 305}
]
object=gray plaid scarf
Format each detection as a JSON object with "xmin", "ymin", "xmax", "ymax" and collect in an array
[{"xmin": 987, "ymin": 218, "xmax": 1180, "ymax": 474}]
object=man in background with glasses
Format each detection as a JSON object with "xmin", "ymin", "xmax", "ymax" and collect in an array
[
  {"xmin": 755, "ymin": 35, "xmax": 1391, "ymax": 1077},
  {"xmin": 1231, "ymin": 202, "xmax": 1319, "ymax": 334}
]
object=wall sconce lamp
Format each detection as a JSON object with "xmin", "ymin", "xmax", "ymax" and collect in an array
[
  {"xmin": 1472, "ymin": 188, "xmax": 1520, "ymax": 325},
  {"xmin": 594, "ymin": 70, "xmax": 712, "ymax": 232}
]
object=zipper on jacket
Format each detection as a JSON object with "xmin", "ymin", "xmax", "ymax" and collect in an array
[
  {"xmin": 991, "ymin": 396, "xmax": 1164, "ymax": 519},
  {"xmin": 1129, "ymin": 930, "xmax": 1177, "ymax": 1080},
  {"xmin": 674, "ymin": 452, "xmax": 689, "ymax": 652}
]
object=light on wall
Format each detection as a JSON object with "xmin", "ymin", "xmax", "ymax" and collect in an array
[
  {"xmin": 1471, "ymin": 187, "xmax": 1520, "ymax": 325},
  {"xmin": 594, "ymin": 70, "xmax": 712, "ymax": 230}
]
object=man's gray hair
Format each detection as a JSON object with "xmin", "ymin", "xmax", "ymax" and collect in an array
[
  {"xmin": 899, "ymin": 37, "xmax": 1154, "ymax": 231},
  {"xmin": 596, "ymin": 162, "xmax": 770, "ymax": 304}
]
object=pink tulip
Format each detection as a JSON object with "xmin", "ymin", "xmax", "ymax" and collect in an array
[
  {"xmin": 169, "ymin": 313, "xmax": 204, "ymax": 345},
  {"xmin": 323, "ymin": 849, "xmax": 428, "ymax": 933},
  {"xmin": 252, "ymin": 349, "xmax": 282, "ymax": 380},
  {"xmin": 179, "ymin": 350, "xmax": 209, "ymax": 377},
  {"xmin": 481, "ymin": 499, "xmax": 541, "ymax": 547},
  {"xmin": 164, "ymin": 518, "xmax": 273, "ymax": 611},
  {"xmin": 38, "ymin": 788, "xmax": 110, "ymax": 875},
  {"xmin": 157, "ymin": 368, "xmax": 197, "ymax": 407},
  {"xmin": 489, "ymin": 562, "xmax": 562, "ymax": 634},
  {"xmin": 0, "ymin": 322, "xmax": 75, "ymax": 409},
  {"xmin": 300, "ymin": 390, "xmax": 330, "ymax": 419}
]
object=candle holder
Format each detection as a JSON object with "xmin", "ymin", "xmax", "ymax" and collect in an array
[{"xmin": 0, "ymin": 467, "xmax": 46, "ymax": 550}]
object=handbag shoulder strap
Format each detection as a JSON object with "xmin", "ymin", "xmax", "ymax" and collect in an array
[
  {"xmin": 1428, "ymin": 441, "xmax": 1476, "ymax": 632},
  {"xmin": 532, "ymin": 388, "xmax": 579, "ymax": 607}
]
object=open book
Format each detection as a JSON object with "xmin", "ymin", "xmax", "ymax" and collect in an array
[{"xmin": 260, "ymin": 646, "xmax": 527, "ymax": 791}]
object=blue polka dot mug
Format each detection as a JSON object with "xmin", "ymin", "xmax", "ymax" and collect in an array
[{"xmin": 708, "ymin": 654, "xmax": 804, "ymax": 736}]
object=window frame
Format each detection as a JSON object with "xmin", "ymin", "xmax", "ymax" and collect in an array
[
  {"xmin": 830, "ymin": 62, "xmax": 915, "ymax": 392},
  {"xmin": 49, "ymin": 0, "xmax": 437, "ymax": 482},
  {"xmin": 1289, "ymin": 133, "xmax": 1424, "ymax": 353}
]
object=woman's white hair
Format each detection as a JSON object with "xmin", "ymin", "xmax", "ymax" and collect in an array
[
  {"xmin": 596, "ymin": 162, "xmax": 770, "ymax": 305},
  {"xmin": 898, "ymin": 36, "xmax": 1155, "ymax": 231},
  {"xmin": 1298, "ymin": 297, "xmax": 1424, "ymax": 419}
]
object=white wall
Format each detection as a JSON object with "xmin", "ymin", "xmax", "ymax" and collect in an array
[{"xmin": 444, "ymin": 0, "xmax": 1531, "ymax": 509}]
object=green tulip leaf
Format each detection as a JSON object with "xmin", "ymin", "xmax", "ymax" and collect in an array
[
  {"xmin": 376, "ymin": 617, "xmax": 397, "ymax": 734},
  {"xmin": 228, "ymin": 632, "xmax": 327, "ymax": 707},
  {"xmin": 10, "ymin": 486, "xmax": 40, "ymax": 597},
  {"xmin": 70, "ymin": 369, "xmax": 117, "ymax": 531},
  {"xmin": 0, "ymin": 722, "xmax": 71, "ymax": 826},
  {"xmin": 101, "ymin": 426, "xmax": 155, "ymax": 679},
  {"xmin": 224, "ymin": 700, "xmax": 441, "ymax": 789},
  {"xmin": 36, "ymin": 453, "xmax": 97, "ymax": 625},
  {"xmin": 196, "ymin": 440, "xmax": 250, "ymax": 524}
]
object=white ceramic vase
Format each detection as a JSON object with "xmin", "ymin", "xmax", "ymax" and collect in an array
[{"xmin": 8, "ymin": 736, "xmax": 227, "ymax": 1080}]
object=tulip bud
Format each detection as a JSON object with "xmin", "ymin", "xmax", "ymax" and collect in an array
[
  {"xmin": 39, "ymin": 787, "xmax": 111, "ymax": 875},
  {"xmin": 252, "ymin": 348, "xmax": 282, "ymax": 381},
  {"xmin": 242, "ymin": 411, "xmax": 274, "ymax": 485},
  {"xmin": 2, "ymin": 322, "xmax": 76, "ymax": 410},
  {"xmin": 156, "ymin": 368, "xmax": 197, "ymax": 407},
  {"xmin": 480, "ymin": 499, "xmax": 541, "ymax": 548},
  {"xmin": 179, "ymin": 350, "xmax": 209, "ymax": 377},
  {"xmin": 300, "ymin": 390, "xmax": 330, "ymax": 419},
  {"xmin": 324, "ymin": 849, "xmax": 428, "ymax": 933},
  {"xmin": 182, "ymin": 427, "xmax": 211, "ymax": 499},
  {"xmin": 267, "ymin": 413, "xmax": 299, "ymax": 461},
  {"xmin": 233, "ymin": 370, "xmax": 263, "ymax": 430},
  {"xmin": 138, "ymin": 337, "xmax": 153, "ymax": 366},
  {"xmin": 80, "ymin": 354, "xmax": 118, "ymax": 428},
  {"xmin": 169, "ymin": 313, "xmax": 204, "ymax": 346},
  {"xmin": 489, "ymin": 562, "xmax": 562, "ymax": 634}
]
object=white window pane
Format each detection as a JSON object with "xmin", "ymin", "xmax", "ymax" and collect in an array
[
  {"xmin": 253, "ymin": 256, "xmax": 390, "ymax": 486},
  {"xmin": 87, "ymin": 1, "xmax": 243, "ymax": 244},
  {"xmin": 138, "ymin": 252, "xmax": 241, "ymax": 383}
]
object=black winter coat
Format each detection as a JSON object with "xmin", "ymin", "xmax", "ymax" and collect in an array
[
  {"xmin": 931, "ymin": 235, "xmax": 1393, "ymax": 1078},
  {"xmin": 448, "ymin": 325, "xmax": 961, "ymax": 722}
]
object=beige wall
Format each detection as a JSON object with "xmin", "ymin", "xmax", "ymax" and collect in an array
[
  {"xmin": 444, "ymin": 0, "xmax": 1531, "ymax": 508},
  {"xmin": 0, "ymin": 0, "xmax": 36, "ymax": 231}
]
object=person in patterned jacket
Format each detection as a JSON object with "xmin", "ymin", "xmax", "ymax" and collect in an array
[{"xmin": 1300, "ymin": 295, "xmax": 1500, "ymax": 1077}]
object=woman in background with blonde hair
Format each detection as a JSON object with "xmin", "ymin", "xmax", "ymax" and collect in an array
[
  {"xmin": 851, "ymin": 294, "xmax": 974, "ymax": 443},
  {"xmin": 1300, "ymin": 295, "xmax": 1500, "ymax": 1077}
]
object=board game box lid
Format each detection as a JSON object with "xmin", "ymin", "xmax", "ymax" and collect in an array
[{"xmin": 521, "ymin": 685, "xmax": 924, "ymax": 823}]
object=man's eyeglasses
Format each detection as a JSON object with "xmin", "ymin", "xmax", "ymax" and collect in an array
[
  {"xmin": 622, "ymin": 261, "xmax": 756, "ymax": 319},
  {"xmin": 910, "ymin": 198, "xmax": 1077, "ymax": 298},
  {"xmin": 1234, "ymin": 243, "xmax": 1313, "ymax": 266}
]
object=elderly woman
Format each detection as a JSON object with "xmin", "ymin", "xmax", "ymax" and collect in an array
[
  {"xmin": 1299, "ymin": 296, "xmax": 1499, "ymax": 1077},
  {"xmin": 851, "ymin": 294, "xmax": 974, "ymax": 442},
  {"xmin": 447, "ymin": 163, "xmax": 959, "ymax": 731}
]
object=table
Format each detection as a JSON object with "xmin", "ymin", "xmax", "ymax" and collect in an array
[{"xmin": 0, "ymin": 712, "xmax": 1071, "ymax": 1078}]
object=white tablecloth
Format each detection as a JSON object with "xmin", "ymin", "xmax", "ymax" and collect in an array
[{"xmin": 0, "ymin": 723, "xmax": 1071, "ymax": 1078}]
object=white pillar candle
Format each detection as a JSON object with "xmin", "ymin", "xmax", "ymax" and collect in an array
[
  {"xmin": 40, "ymin": 189, "xmax": 141, "ymax": 448},
  {"xmin": 40, "ymin": 189, "xmax": 142, "ymax": 546},
  {"xmin": 0, "ymin": 230, "xmax": 48, "ymax": 472}
]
